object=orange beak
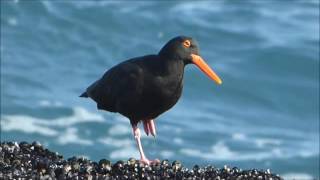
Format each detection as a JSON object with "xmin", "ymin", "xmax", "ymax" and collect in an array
[{"xmin": 191, "ymin": 54, "xmax": 222, "ymax": 85}]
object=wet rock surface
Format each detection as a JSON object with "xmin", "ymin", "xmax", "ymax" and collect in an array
[{"xmin": 0, "ymin": 141, "xmax": 283, "ymax": 179}]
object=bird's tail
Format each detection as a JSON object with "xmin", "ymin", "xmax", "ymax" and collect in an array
[{"xmin": 79, "ymin": 91, "xmax": 88, "ymax": 98}]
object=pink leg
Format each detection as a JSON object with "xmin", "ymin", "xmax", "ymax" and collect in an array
[
  {"xmin": 132, "ymin": 125, "xmax": 149, "ymax": 164},
  {"xmin": 143, "ymin": 121, "xmax": 150, "ymax": 136},
  {"xmin": 132, "ymin": 124, "xmax": 160, "ymax": 165},
  {"xmin": 143, "ymin": 119, "xmax": 156, "ymax": 137},
  {"xmin": 148, "ymin": 119, "xmax": 156, "ymax": 137}
]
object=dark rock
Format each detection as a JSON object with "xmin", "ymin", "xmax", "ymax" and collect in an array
[{"xmin": 0, "ymin": 141, "xmax": 283, "ymax": 179}]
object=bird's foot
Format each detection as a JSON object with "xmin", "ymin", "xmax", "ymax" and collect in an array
[{"xmin": 140, "ymin": 158, "xmax": 160, "ymax": 165}]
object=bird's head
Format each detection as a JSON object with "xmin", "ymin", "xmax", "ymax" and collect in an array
[{"xmin": 159, "ymin": 36, "xmax": 222, "ymax": 85}]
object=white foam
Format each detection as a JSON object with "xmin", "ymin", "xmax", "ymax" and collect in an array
[
  {"xmin": 157, "ymin": 32, "xmax": 164, "ymax": 39},
  {"xmin": 180, "ymin": 141, "xmax": 287, "ymax": 161},
  {"xmin": 173, "ymin": 137, "xmax": 183, "ymax": 145},
  {"xmin": 98, "ymin": 137, "xmax": 133, "ymax": 148},
  {"xmin": 170, "ymin": 2, "xmax": 222, "ymax": 29},
  {"xmin": 232, "ymin": 133, "xmax": 247, "ymax": 141},
  {"xmin": 108, "ymin": 124, "xmax": 131, "ymax": 136},
  {"xmin": 232, "ymin": 133, "xmax": 282, "ymax": 148},
  {"xmin": 161, "ymin": 124, "xmax": 182, "ymax": 134},
  {"xmin": 160, "ymin": 150, "xmax": 174, "ymax": 159},
  {"xmin": 113, "ymin": 116, "xmax": 129, "ymax": 123},
  {"xmin": 110, "ymin": 147, "xmax": 139, "ymax": 159},
  {"xmin": 38, "ymin": 100, "xmax": 63, "ymax": 107},
  {"xmin": 57, "ymin": 128, "xmax": 93, "ymax": 146},
  {"xmin": 70, "ymin": 1, "xmax": 120, "ymax": 9},
  {"xmin": 254, "ymin": 138, "xmax": 282, "ymax": 148},
  {"xmin": 1, "ymin": 115, "xmax": 58, "ymax": 136},
  {"xmin": 1, "ymin": 106, "xmax": 104, "ymax": 142},
  {"xmin": 211, "ymin": 141, "xmax": 235, "ymax": 158},
  {"xmin": 47, "ymin": 106, "xmax": 104, "ymax": 126},
  {"xmin": 309, "ymin": 0, "xmax": 320, "ymax": 5},
  {"xmin": 282, "ymin": 173, "xmax": 314, "ymax": 180},
  {"xmin": 171, "ymin": 2, "xmax": 221, "ymax": 15},
  {"xmin": 76, "ymin": 155, "xmax": 91, "ymax": 160},
  {"xmin": 2, "ymin": 106, "xmax": 104, "ymax": 126},
  {"xmin": 99, "ymin": 131, "xmax": 139, "ymax": 159},
  {"xmin": 180, "ymin": 141, "xmax": 234, "ymax": 160},
  {"xmin": 8, "ymin": 17, "xmax": 17, "ymax": 26}
]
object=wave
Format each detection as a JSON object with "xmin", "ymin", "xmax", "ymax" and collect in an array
[
  {"xmin": 2, "ymin": 106, "xmax": 104, "ymax": 128},
  {"xmin": 282, "ymin": 173, "xmax": 315, "ymax": 180},
  {"xmin": 98, "ymin": 137, "xmax": 133, "ymax": 148},
  {"xmin": 1, "ymin": 115, "xmax": 59, "ymax": 136},
  {"xmin": 180, "ymin": 139, "xmax": 318, "ymax": 161},
  {"xmin": 109, "ymin": 146, "xmax": 139, "ymax": 160},
  {"xmin": 38, "ymin": 100, "xmax": 63, "ymax": 107},
  {"xmin": 2, "ymin": 1, "xmax": 318, "ymax": 176},
  {"xmin": 57, "ymin": 127, "xmax": 93, "ymax": 146},
  {"xmin": 107, "ymin": 124, "xmax": 131, "ymax": 136},
  {"xmin": 1, "ymin": 106, "xmax": 104, "ymax": 141},
  {"xmin": 232, "ymin": 132, "xmax": 282, "ymax": 148}
]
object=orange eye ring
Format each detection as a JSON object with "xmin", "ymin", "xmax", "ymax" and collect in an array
[{"xmin": 183, "ymin": 40, "xmax": 191, "ymax": 48}]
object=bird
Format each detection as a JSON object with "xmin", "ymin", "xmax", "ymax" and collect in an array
[{"xmin": 80, "ymin": 36, "xmax": 222, "ymax": 164}]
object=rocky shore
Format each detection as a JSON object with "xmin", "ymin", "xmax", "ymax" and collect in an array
[{"xmin": 0, "ymin": 141, "xmax": 282, "ymax": 179}]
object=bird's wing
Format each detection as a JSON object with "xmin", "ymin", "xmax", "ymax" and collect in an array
[{"xmin": 86, "ymin": 61, "xmax": 145, "ymax": 112}]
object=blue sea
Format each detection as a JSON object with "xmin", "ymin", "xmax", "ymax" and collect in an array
[{"xmin": 1, "ymin": 0, "xmax": 319, "ymax": 179}]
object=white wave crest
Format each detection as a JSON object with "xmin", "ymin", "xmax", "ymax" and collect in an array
[
  {"xmin": 1, "ymin": 106, "xmax": 104, "ymax": 137},
  {"xmin": 108, "ymin": 124, "xmax": 131, "ymax": 136},
  {"xmin": 160, "ymin": 150, "xmax": 174, "ymax": 159},
  {"xmin": 38, "ymin": 100, "xmax": 63, "ymax": 107},
  {"xmin": 57, "ymin": 128, "xmax": 92, "ymax": 145},
  {"xmin": 232, "ymin": 132, "xmax": 247, "ymax": 141},
  {"xmin": 180, "ymin": 141, "xmax": 289, "ymax": 161},
  {"xmin": 8, "ymin": 17, "xmax": 18, "ymax": 26},
  {"xmin": 98, "ymin": 137, "xmax": 133, "ymax": 148},
  {"xmin": 1, "ymin": 115, "xmax": 58, "ymax": 136},
  {"xmin": 254, "ymin": 138, "xmax": 282, "ymax": 148},
  {"xmin": 171, "ymin": 2, "xmax": 221, "ymax": 15},
  {"xmin": 173, "ymin": 137, "xmax": 184, "ymax": 145},
  {"xmin": 282, "ymin": 173, "xmax": 315, "ymax": 180},
  {"xmin": 110, "ymin": 147, "xmax": 139, "ymax": 160}
]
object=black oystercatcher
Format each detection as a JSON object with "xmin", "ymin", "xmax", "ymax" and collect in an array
[{"xmin": 80, "ymin": 36, "xmax": 222, "ymax": 164}]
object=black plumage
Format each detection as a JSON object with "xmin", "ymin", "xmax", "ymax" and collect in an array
[{"xmin": 80, "ymin": 36, "xmax": 222, "ymax": 164}]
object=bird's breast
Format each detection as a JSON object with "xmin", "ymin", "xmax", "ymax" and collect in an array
[
  {"xmin": 138, "ymin": 72, "xmax": 184, "ymax": 117},
  {"xmin": 116, "ymin": 58, "xmax": 185, "ymax": 120}
]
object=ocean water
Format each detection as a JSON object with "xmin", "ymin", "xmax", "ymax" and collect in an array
[{"xmin": 1, "ymin": 0, "xmax": 319, "ymax": 179}]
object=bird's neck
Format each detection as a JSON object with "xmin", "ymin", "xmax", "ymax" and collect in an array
[
  {"xmin": 158, "ymin": 54, "xmax": 185, "ymax": 76},
  {"xmin": 155, "ymin": 55, "xmax": 185, "ymax": 94}
]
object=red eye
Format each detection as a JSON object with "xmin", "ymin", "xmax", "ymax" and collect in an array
[{"xmin": 183, "ymin": 40, "xmax": 191, "ymax": 48}]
